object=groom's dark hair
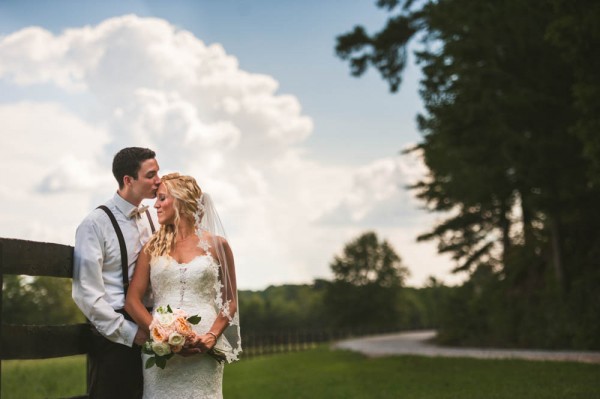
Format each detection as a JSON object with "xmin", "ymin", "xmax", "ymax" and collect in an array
[{"xmin": 112, "ymin": 147, "xmax": 156, "ymax": 189}]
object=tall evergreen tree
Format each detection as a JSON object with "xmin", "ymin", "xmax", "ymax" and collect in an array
[{"xmin": 336, "ymin": 0, "xmax": 600, "ymax": 348}]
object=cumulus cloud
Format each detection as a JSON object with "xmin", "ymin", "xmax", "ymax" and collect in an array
[
  {"xmin": 318, "ymin": 153, "xmax": 426, "ymax": 226},
  {"xmin": 0, "ymin": 15, "xmax": 454, "ymax": 288},
  {"xmin": 36, "ymin": 155, "xmax": 104, "ymax": 193}
]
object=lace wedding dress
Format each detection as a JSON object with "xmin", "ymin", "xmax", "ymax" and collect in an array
[{"xmin": 143, "ymin": 255, "xmax": 232, "ymax": 399}]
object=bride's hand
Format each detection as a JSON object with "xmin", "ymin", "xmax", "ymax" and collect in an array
[
  {"xmin": 176, "ymin": 333, "xmax": 216, "ymax": 356},
  {"xmin": 195, "ymin": 333, "xmax": 217, "ymax": 352},
  {"xmin": 176, "ymin": 334, "xmax": 202, "ymax": 357}
]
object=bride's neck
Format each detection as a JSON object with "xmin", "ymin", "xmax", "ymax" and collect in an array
[{"xmin": 176, "ymin": 219, "xmax": 195, "ymax": 242}]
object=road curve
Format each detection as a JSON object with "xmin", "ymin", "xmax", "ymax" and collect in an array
[{"xmin": 333, "ymin": 330, "xmax": 600, "ymax": 363}]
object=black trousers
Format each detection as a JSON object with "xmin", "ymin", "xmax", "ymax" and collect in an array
[{"xmin": 88, "ymin": 326, "xmax": 143, "ymax": 399}]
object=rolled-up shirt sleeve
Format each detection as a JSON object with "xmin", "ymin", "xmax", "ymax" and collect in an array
[{"xmin": 72, "ymin": 218, "xmax": 138, "ymax": 346}]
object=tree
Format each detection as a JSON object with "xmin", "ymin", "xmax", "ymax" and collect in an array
[
  {"xmin": 2, "ymin": 275, "xmax": 84, "ymax": 325},
  {"xmin": 336, "ymin": 0, "xmax": 600, "ymax": 348},
  {"xmin": 325, "ymin": 232, "xmax": 409, "ymax": 329},
  {"xmin": 331, "ymin": 231, "xmax": 407, "ymax": 287},
  {"xmin": 548, "ymin": 0, "xmax": 600, "ymax": 185}
]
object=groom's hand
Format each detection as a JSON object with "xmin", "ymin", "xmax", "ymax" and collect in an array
[{"xmin": 133, "ymin": 327, "xmax": 149, "ymax": 346}]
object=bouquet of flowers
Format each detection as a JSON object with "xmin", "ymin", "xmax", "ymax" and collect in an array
[{"xmin": 143, "ymin": 305, "xmax": 227, "ymax": 369}]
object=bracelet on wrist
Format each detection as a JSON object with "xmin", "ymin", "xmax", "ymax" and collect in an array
[{"xmin": 207, "ymin": 331, "xmax": 218, "ymax": 341}]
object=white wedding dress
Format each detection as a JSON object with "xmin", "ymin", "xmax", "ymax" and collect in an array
[{"xmin": 143, "ymin": 255, "xmax": 232, "ymax": 399}]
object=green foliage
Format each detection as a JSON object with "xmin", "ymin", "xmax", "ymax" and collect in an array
[
  {"xmin": 548, "ymin": 0, "xmax": 600, "ymax": 185},
  {"xmin": 238, "ymin": 279, "xmax": 450, "ymax": 333},
  {"xmin": 337, "ymin": 0, "xmax": 600, "ymax": 349},
  {"xmin": 2, "ymin": 275, "xmax": 84, "ymax": 325},
  {"xmin": 399, "ymin": 277, "xmax": 453, "ymax": 329},
  {"xmin": 330, "ymin": 232, "xmax": 408, "ymax": 288},
  {"xmin": 325, "ymin": 232, "xmax": 410, "ymax": 329},
  {"xmin": 239, "ymin": 283, "xmax": 327, "ymax": 332}
]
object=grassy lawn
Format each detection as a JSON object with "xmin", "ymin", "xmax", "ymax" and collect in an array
[
  {"xmin": 3, "ymin": 347, "xmax": 600, "ymax": 398},
  {"xmin": 1, "ymin": 355, "xmax": 87, "ymax": 398}
]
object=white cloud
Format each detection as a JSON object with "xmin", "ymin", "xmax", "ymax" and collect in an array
[
  {"xmin": 36, "ymin": 155, "xmax": 103, "ymax": 193},
  {"xmin": 318, "ymin": 155, "xmax": 420, "ymax": 225},
  {"xmin": 0, "ymin": 15, "xmax": 456, "ymax": 289}
]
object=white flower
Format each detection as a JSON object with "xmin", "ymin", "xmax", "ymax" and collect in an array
[
  {"xmin": 168, "ymin": 332, "xmax": 185, "ymax": 347},
  {"xmin": 156, "ymin": 312, "xmax": 175, "ymax": 326},
  {"xmin": 152, "ymin": 341, "xmax": 172, "ymax": 356},
  {"xmin": 143, "ymin": 341, "xmax": 153, "ymax": 352}
]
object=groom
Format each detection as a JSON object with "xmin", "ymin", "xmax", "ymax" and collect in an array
[{"xmin": 73, "ymin": 147, "xmax": 160, "ymax": 399}]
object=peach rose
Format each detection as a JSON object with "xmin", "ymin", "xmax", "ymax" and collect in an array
[
  {"xmin": 151, "ymin": 325, "xmax": 169, "ymax": 343},
  {"xmin": 174, "ymin": 317, "xmax": 194, "ymax": 337}
]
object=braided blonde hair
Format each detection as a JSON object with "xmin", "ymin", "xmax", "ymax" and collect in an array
[{"xmin": 146, "ymin": 173, "xmax": 203, "ymax": 258}]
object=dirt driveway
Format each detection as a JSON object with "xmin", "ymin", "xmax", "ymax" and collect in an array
[{"xmin": 333, "ymin": 330, "xmax": 600, "ymax": 363}]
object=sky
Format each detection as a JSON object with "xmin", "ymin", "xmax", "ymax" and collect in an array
[{"xmin": 0, "ymin": 0, "xmax": 465, "ymax": 290}]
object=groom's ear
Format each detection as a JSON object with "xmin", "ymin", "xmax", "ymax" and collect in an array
[{"xmin": 123, "ymin": 175, "xmax": 134, "ymax": 187}]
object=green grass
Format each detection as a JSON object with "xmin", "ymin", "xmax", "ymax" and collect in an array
[
  {"xmin": 3, "ymin": 348, "xmax": 600, "ymax": 398},
  {"xmin": 224, "ymin": 348, "xmax": 600, "ymax": 399},
  {"xmin": 2, "ymin": 355, "xmax": 87, "ymax": 398}
]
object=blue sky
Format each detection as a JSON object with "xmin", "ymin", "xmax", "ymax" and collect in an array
[
  {"xmin": 0, "ymin": 0, "xmax": 422, "ymax": 163},
  {"xmin": 0, "ymin": 1, "xmax": 461, "ymax": 289}
]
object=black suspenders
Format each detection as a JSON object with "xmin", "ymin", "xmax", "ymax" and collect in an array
[
  {"xmin": 96, "ymin": 205, "xmax": 156, "ymax": 296},
  {"xmin": 145, "ymin": 209, "xmax": 156, "ymax": 234}
]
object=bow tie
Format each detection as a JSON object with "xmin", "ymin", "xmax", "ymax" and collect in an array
[{"xmin": 128, "ymin": 205, "xmax": 149, "ymax": 219}]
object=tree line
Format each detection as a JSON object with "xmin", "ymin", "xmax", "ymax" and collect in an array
[
  {"xmin": 240, "ymin": 232, "xmax": 451, "ymax": 334},
  {"xmin": 336, "ymin": 0, "xmax": 600, "ymax": 349},
  {"xmin": 3, "ymin": 232, "xmax": 450, "ymax": 336}
]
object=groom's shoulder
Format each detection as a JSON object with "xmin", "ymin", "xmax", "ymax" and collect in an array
[{"xmin": 77, "ymin": 200, "xmax": 113, "ymax": 229}]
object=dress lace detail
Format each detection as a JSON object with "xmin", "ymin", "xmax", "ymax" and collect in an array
[{"xmin": 143, "ymin": 255, "xmax": 226, "ymax": 399}]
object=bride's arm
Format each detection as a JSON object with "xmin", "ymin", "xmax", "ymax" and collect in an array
[
  {"xmin": 124, "ymin": 246, "xmax": 153, "ymax": 332},
  {"xmin": 195, "ymin": 237, "xmax": 238, "ymax": 351}
]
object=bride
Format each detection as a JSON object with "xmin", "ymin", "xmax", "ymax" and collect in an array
[{"xmin": 125, "ymin": 173, "xmax": 241, "ymax": 398}]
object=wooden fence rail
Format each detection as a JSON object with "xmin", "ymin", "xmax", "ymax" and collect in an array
[
  {"xmin": 241, "ymin": 326, "xmax": 403, "ymax": 358},
  {"xmin": 0, "ymin": 238, "xmax": 89, "ymax": 399}
]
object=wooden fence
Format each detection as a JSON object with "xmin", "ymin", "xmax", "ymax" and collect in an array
[
  {"xmin": 0, "ymin": 238, "xmax": 89, "ymax": 399},
  {"xmin": 241, "ymin": 325, "xmax": 402, "ymax": 358}
]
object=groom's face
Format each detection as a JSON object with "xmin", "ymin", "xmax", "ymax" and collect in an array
[{"xmin": 131, "ymin": 158, "xmax": 161, "ymax": 200}]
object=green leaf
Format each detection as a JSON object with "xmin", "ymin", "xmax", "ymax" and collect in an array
[
  {"xmin": 145, "ymin": 357, "xmax": 156, "ymax": 369},
  {"xmin": 156, "ymin": 356, "xmax": 167, "ymax": 369},
  {"xmin": 166, "ymin": 304, "xmax": 173, "ymax": 313},
  {"xmin": 187, "ymin": 315, "xmax": 201, "ymax": 324}
]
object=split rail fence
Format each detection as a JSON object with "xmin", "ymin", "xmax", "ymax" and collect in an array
[{"xmin": 0, "ymin": 238, "xmax": 89, "ymax": 399}]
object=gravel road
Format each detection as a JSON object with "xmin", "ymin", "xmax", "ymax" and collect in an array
[{"xmin": 333, "ymin": 330, "xmax": 600, "ymax": 363}]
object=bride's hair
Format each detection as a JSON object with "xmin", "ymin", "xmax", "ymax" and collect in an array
[{"xmin": 146, "ymin": 173, "xmax": 203, "ymax": 258}]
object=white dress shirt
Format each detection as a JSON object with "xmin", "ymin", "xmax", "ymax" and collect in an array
[{"xmin": 72, "ymin": 192, "xmax": 156, "ymax": 346}]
